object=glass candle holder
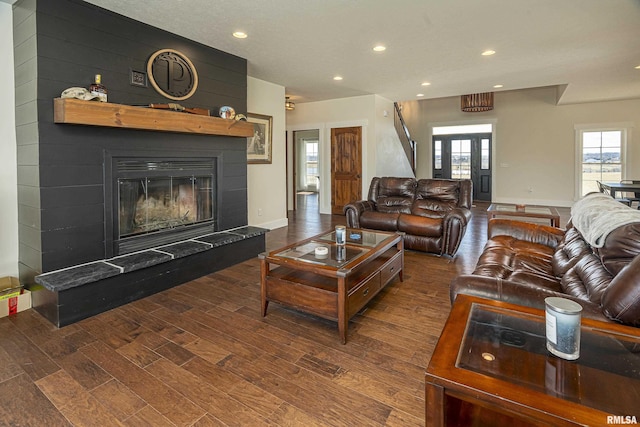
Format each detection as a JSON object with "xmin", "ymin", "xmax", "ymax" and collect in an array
[
  {"xmin": 545, "ymin": 297, "xmax": 582, "ymax": 360},
  {"xmin": 335, "ymin": 225, "xmax": 346, "ymax": 245}
]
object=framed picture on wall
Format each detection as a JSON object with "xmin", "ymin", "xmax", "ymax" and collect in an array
[{"xmin": 246, "ymin": 113, "xmax": 273, "ymax": 164}]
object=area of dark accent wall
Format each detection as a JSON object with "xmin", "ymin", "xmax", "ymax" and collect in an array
[{"xmin": 15, "ymin": 0, "xmax": 250, "ymax": 283}]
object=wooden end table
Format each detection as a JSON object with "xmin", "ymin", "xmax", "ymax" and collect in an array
[
  {"xmin": 426, "ymin": 294, "xmax": 640, "ymax": 426},
  {"xmin": 259, "ymin": 228, "xmax": 403, "ymax": 344},
  {"xmin": 487, "ymin": 203, "xmax": 561, "ymax": 227}
]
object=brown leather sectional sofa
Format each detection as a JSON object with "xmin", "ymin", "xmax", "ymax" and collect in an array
[
  {"xmin": 344, "ymin": 177, "xmax": 473, "ymax": 256},
  {"xmin": 450, "ymin": 192, "xmax": 640, "ymax": 326}
]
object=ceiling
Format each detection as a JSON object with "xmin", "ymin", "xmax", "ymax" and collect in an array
[{"xmin": 83, "ymin": 0, "xmax": 640, "ymax": 105}]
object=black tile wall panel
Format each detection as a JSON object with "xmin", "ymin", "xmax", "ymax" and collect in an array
[
  {"xmin": 39, "ymin": 185, "xmax": 104, "ymax": 209},
  {"xmin": 21, "ymin": 0, "xmax": 249, "ymax": 274},
  {"xmin": 35, "ymin": 1, "xmax": 246, "ymax": 112}
]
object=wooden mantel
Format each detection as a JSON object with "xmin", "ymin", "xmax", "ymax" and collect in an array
[{"xmin": 53, "ymin": 98, "xmax": 254, "ymax": 137}]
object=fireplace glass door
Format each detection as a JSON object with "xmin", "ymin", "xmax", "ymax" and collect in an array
[
  {"xmin": 110, "ymin": 157, "xmax": 219, "ymax": 255},
  {"xmin": 118, "ymin": 175, "xmax": 213, "ymax": 238}
]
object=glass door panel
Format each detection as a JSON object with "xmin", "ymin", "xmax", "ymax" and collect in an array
[{"xmin": 451, "ymin": 139, "xmax": 471, "ymax": 179}]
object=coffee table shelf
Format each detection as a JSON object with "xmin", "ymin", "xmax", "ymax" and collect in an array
[{"xmin": 259, "ymin": 229, "xmax": 403, "ymax": 343}]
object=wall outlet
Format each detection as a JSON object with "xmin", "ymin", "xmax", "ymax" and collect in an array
[{"xmin": 258, "ymin": 208, "xmax": 263, "ymax": 216}]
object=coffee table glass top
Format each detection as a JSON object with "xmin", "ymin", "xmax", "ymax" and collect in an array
[
  {"xmin": 315, "ymin": 229, "xmax": 393, "ymax": 247},
  {"xmin": 489, "ymin": 204, "xmax": 553, "ymax": 215},
  {"xmin": 457, "ymin": 304, "xmax": 640, "ymax": 415},
  {"xmin": 273, "ymin": 229, "xmax": 395, "ymax": 268}
]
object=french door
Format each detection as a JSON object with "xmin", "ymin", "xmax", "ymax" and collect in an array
[{"xmin": 433, "ymin": 133, "xmax": 492, "ymax": 201}]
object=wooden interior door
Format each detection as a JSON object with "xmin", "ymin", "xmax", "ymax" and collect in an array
[{"xmin": 331, "ymin": 127, "xmax": 362, "ymax": 215}]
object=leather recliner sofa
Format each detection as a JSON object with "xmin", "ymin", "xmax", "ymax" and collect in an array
[
  {"xmin": 450, "ymin": 192, "xmax": 640, "ymax": 326},
  {"xmin": 343, "ymin": 177, "xmax": 473, "ymax": 256}
]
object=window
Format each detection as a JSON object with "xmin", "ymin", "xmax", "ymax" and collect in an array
[
  {"xmin": 434, "ymin": 140, "xmax": 442, "ymax": 170},
  {"xmin": 578, "ymin": 129, "xmax": 625, "ymax": 196},
  {"xmin": 481, "ymin": 138, "xmax": 490, "ymax": 170},
  {"xmin": 451, "ymin": 139, "xmax": 471, "ymax": 179},
  {"xmin": 305, "ymin": 140, "xmax": 318, "ymax": 188}
]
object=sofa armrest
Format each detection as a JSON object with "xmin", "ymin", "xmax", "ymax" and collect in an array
[
  {"xmin": 442, "ymin": 208, "xmax": 473, "ymax": 256},
  {"xmin": 446, "ymin": 207, "xmax": 472, "ymax": 226},
  {"xmin": 344, "ymin": 200, "xmax": 375, "ymax": 228},
  {"xmin": 602, "ymin": 254, "xmax": 640, "ymax": 327},
  {"xmin": 449, "ymin": 275, "xmax": 608, "ymax": 322},
  {"xmin": 488, "ymin": 218, "xmax": 565, "ymax": 249}
]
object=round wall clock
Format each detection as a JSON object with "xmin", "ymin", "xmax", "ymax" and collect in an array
[{"xmin": 146, "ymin": 48, "xmax": 198, "ymax": 101}]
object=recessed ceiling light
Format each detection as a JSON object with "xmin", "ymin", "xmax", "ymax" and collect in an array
[
  {"xmin": 333, "ymin": 76, "xmax": 343, "ymax": 81},
  {"xmin": 417, "ymin": 93, "xmax": 425, "ymax": 97},
  {"xmin": 482, "ymin": 50, "xmax": 496, "ymax": 56},
  {"xmin": 232, "ymin": 31, "xmax": 247, "ymax": 39},
  {"xmin": 636, "ymin": 65, "xmax": 640, "ymax": 69},
  {"xmin": 421, "ymin": 82, "xmax": 431, "ymax": 86},
  {"xmin": 493, "ymin": 84, "xmax": 503, "ymax": 88},
  {"xmin": 373, "ymin": 45, "xmax": 386, "ymax": 52}
]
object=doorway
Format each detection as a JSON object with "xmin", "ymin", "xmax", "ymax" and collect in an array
[
  {"xmin": 292, "ymin": 129, "xmax": 320, "ymax": 213},
  {"xmin": 433, "ymin": 131, "xmax": 492, "ymax": 201}
]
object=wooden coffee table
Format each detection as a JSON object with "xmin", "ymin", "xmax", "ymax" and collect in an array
[
  {"xmin": 426, "ymin": 294, "xmax": 640, "ymax": 426},
  {"xmin": 259, "ymin": 228, "xmax": 403, "ymax": 344},
  {"xmin": 487, "ymin": 203, "xmax": 561, "ymax": 227}
]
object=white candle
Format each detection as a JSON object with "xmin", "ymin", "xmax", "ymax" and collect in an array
[{"xmin": 545, "ymin": 297, "xmax": 582, "ymax": 360}]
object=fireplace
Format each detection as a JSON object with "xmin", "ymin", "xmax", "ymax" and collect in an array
[
  {"xmin": 105, "ymin": 152, "xmax": 221, "ymax": 256},
  {"xmin": 18, "ymin": 0, "xmax": 268, "ymax": 328}
]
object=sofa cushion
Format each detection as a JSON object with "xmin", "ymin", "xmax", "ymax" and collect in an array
[
  {"xmin": 376, "ymin": 197, "xmax": 413, "ymax": 213},
  {"xmin": 397, "ymin": 213, "xmax": 442, "ymax": 237},
  {"xmin": 411, "ymin": 199, "xmax": 454, "ymax": 218},
  {"xmin": 560, "ymin": 253, "xmax": 612, "ymax": 303},
  {"xmin": 472, "ymin": 236, "xmax": 559, "ymax": 290},
  {"xmin": 416, "ymin": 179, "xmax": 459, "ymax": 201},
  {"xmin": 374, "ymin": 177, "xmax": 415, "ymax": 213},
  {"xmin": 552, "ymin": 227, "xmax": 592, "ymax": 277},
  {"xmin": 360, "ymin": 211, "xmax": 400, "ymax": 231}
]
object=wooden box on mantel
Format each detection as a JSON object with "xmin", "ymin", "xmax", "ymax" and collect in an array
[{"xmin": 53, "ymin": 98, "xmax": 254, "ymax": 137}]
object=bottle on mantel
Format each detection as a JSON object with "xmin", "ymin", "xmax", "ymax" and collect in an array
[{"xmin": 89, "ymin": 74, "xmax": 107, "ymax": 102}]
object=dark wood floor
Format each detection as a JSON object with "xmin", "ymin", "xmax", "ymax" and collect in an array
[{"xmin": 0, "ymin": 195, "xmax": 571, "ymax": 426}]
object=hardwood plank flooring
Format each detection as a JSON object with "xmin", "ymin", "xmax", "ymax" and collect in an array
[{"xmin": 0, "ymin": 195, "xmax": 571, "ymax": 426}]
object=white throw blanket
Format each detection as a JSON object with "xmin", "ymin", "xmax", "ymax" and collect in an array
[{"xmin": 570, "ymin": 192, "xmax": 640, "ymax": 248}]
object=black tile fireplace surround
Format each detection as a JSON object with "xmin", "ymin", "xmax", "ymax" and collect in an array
[
  {"xmin": 27, "ymin": 135, "xmax": 266, "ymax": 327},
  {"xmin": 17, "ymin": 0, "xmax": 262, "ymax": 327},
  {"xmin": 27, "ymin": 134, "xmax": 264, "ymax": 328}
]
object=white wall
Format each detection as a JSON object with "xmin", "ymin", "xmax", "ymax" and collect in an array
[
  {"xmin": 247, "ymin": 77, "xmax": 288, "ymax": 229},
  {"xmin": 286, "ymin": 94, "xmax": 411, "ymax": 214},
  {"xmin": 1, "ymin": 2, "xmax": 18, "ymax": 277},
  {"xmin": 401, "ymin": 86, "xmax": 640, "ymax": 207},
  {"xmin": 374, "ymin": 95, "xmax": 413, "ymax": 178}
]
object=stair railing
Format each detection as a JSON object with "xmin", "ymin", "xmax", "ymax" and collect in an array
[{"xmin": 393, "ymin": 102, "xmax": 417, "ymax": 174}]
